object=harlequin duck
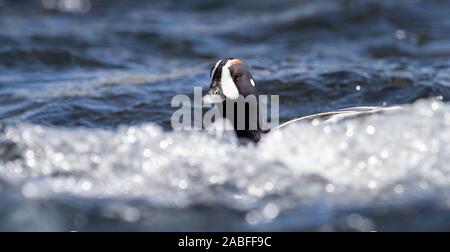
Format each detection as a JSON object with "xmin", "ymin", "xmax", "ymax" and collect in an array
[{"xmin": 202, "ymin": 58, "xmax": 401, "ymax": 143}]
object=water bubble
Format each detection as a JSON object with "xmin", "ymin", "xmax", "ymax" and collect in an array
[
  {"xmin": 42, "ymin": 0, "xmax": 92, "ymax": 13},
  {"xmin": 339, "ymin": 141, "xmax": 348, "ymax": 150},
  {"xmin": 22, "ymin": 183, "xmax": 39, "ymax": 198},
  {"xmin": 264, "ymin": 182, "xmax": 274, "ymax": 191},
  {"xmin": 81, "ymin": 180, "xmax": 92, "ymax": 191},
  {"xmin": 262, "ymin": 203, "xmax": 280, "ymax": 220},
  {"xmin": 25, "ymin": 150, "xmax": 35, "ymax": 159},
  {"xmin": 380, "ymin": 149, "xmax": 389, "ymax": 159},
  {"xmin": 325, "ymin": 183, "xmax": 335, "ymax": 193},
  {"xmin": 366, "ymin": 125, "xmax": 376, "ymax": 135},
  {"xmin": 368, "ymin": 180, "xmax": 377, "ymax": 189},
  {"xmin": 368, "ymin": 156, "xmax": 378, "ymax": 166},
  {"xmin": 26, "ymin": 158, "xmax": 36, "ymax": 168},
  {"xmin": 357, "ymin": 161, "xmax": 366, "ymax": 170},
  {"xmin": 178, "ymin": 180, "xmax": 188, "ymax": 190},
  {"xmin": 343, "ymin": 158, "xmax": 352, "ymax": 167},
  {"xmin": 142, "ymin": 161, "xmax": 153, "ymax": 172},
  {"xmin": 245, "ymin": 165, "xmax": 255, "ymax": 174},
  {"xmin": 419, "ymin": 180, "xmax": 429, "ymax": 190},
  {"xmin": 208, "ymin": 175, "xmax": 220, "ymax": 184},
  {"xmin": 123, "ymin": 207, "xmax": 140, "ymax": 222},
  {"xmin": 90, "ymin": 154, "xmax": 101, "ymax": 164},
  {"xmin": 412, "ymin": 140, "xmax": 427, "ymax": 152},
  {"xmin": 142, "ymin": 148, "xmax": 152, "ymax": 157},
  {"xmin": 54, "ymin": 152, "xmax": 64, "ymax": 162},
  {"xmin": 132, "ymin": 175, "xmax": 144, "ymax": 184},
  {"xmin": 431, "ymin": 101, "xmax": 440, "ymax": 110},
  {"xmin": 394, "ymin": 184, "xmax": 404, "ymax": 194},
  {"xmin": 346, "ymin": 124, "xmax": 355, "ymax": 137},
  {"xmin": 248, "ymin": 185, "xmax": 264, "ymax": 197},
  {"xmin": 245, "ymin": 211, "xmax": 261, "ymax": 225},
  {"xmin": 395, "ymin": 30, "xmax": 406, "ymax": 40},
  {"xmin": 159, "ymin": 140, "xmax": 169, "ymax": 149}
]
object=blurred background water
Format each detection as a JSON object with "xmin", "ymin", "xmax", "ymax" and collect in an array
[{"xmin": 1, "ymin": 0, "xmax": 450, "ymax": 231}]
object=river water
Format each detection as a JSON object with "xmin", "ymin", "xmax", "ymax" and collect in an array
[{"xmin": 1, "ymin": 0, "xmax": 450, "ymax": 231}]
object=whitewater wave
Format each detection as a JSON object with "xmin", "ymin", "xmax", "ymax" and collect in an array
[{"xmin": 0, "ymin": 98, "xmax": 450, "ymax": 231}]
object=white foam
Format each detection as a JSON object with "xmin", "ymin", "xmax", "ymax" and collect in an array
[{"xmin": 1, "ymin": 98, "xmax": 450, "ymax": 230}]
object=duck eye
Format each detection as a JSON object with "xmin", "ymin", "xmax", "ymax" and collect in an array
[{"xmin": 233, "ymin": 75, "xmax": 240, "ymax": 82}]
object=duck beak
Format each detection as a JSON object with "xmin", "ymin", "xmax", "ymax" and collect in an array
[{"xmin": 202, "ymin": 86, "xmax": 225, "ymax": 104}]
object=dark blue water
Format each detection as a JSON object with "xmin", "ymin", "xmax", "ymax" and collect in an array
[{"xmin": 1, "ymin": 0, "xmax": 450, "ymax": 231}]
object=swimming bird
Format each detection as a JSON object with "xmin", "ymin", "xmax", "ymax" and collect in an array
[{"xmin": 202, "ymin": 58, "xmax": 401, "ymax": 143}]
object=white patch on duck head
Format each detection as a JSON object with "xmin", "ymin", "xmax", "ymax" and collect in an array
[
  {"xmin": 221, "ymin": 59, "xmax": 240, "ymax": 100},
  {"xmin": 210, "ymin": 59, "xmax": 222, "ymax": 79},
  {"xmin": 250, "ymin": 78, "xmax": 255, "ymax": 86}
]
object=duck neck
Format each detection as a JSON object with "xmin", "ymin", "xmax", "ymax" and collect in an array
[{"xmin": 218, "ymin": 96, "xmax": 265, "ymax": 143}]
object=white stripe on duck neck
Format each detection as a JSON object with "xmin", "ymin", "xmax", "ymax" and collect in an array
[
  {"xmin": 221, "ymin": 60, "xmax": 240, "ymax": 99},
  {"xmin": 211, "ymin": 60, "xmax": 221, "ymax": 78}
]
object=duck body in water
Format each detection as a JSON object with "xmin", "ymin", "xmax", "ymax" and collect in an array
[
  {"xmin": 203, "ymin": 58, "xmax": 268, "ymax": 142},
  {"xmin": 202, "ymin": 58, "xmax": 401, "ymax": 143}
]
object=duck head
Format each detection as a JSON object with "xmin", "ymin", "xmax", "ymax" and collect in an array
[{"xmin": 203, "ymin": 58, "xmax": 257, "ymax": 104}]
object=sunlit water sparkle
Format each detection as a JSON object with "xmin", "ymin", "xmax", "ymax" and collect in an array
[{"xmin": 1, "ymin": 99, "xmax": 450, "ymax": 231}]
